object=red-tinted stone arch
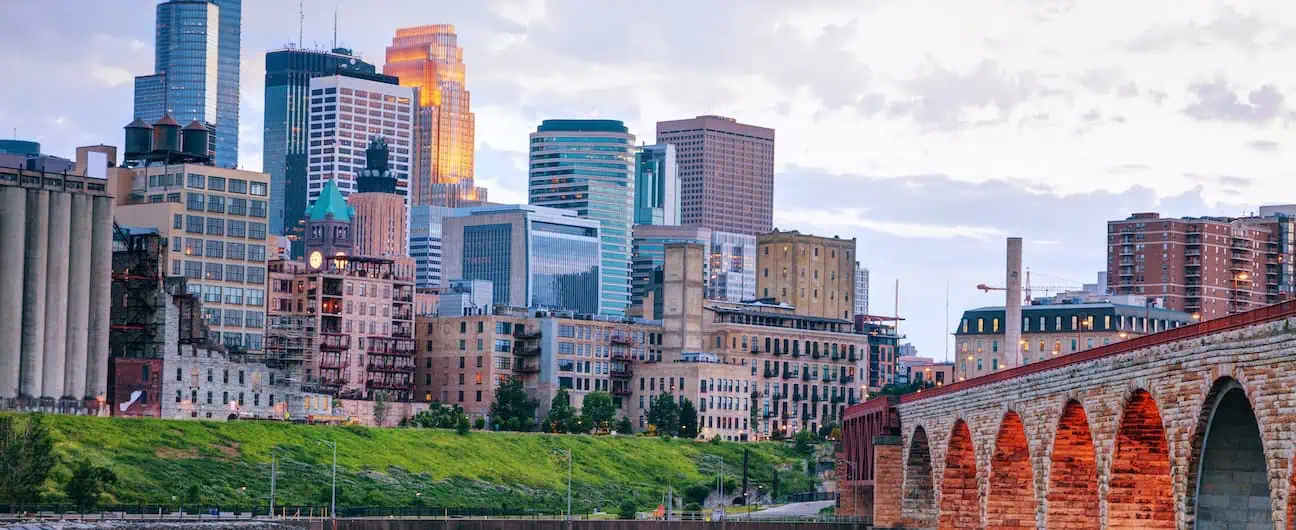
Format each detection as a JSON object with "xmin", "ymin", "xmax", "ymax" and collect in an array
[
  {"xmin": 1045, "ymin": 400, "xmax": 1098, "ymax": 530},
  {"xmin": 939, "ymin": 420, "xmax": 978, "ymax": 530},
  {"xmin": 1108, "ymin": 389, "xmax": 1174, "ymax": 529},
  {"xmin": 903, "ymin": 426, "xmax": 937, "ymax": 525},
  {"xmin": 1188, "ymin": 378, "xmax": 1272, "ymax": 528},
  {"xmin": 987, "ymin": 411, "xmax": 1035, "ymax": 529}
]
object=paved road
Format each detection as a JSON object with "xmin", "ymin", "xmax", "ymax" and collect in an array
[{"xmin": 730, "ymin": 500, "xmax": 834, "ymax": 519}]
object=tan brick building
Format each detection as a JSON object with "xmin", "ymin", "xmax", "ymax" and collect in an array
[{"xmin": 756, "ymin": 230, "xmax": 856, "ymax": 321}]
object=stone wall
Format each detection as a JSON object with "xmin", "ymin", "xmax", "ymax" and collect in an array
[{"xmin": 888, "ymin": 314, "xmax": 1296, "ymax": 529}]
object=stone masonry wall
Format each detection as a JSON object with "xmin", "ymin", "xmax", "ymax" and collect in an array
[{"xmin": 893, "ymin": 316, "xmax": 1296, "ymax": 530}]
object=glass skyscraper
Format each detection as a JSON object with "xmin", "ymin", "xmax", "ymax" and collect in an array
[
  {"xmin": 528, "ymin": 120, "xmax": 636, "ymax": 317},
  {"xmin": 633, "ymin": 144, "xmax": 679, "ymax": 226},
  {"xmin": 262, "ymin": 47, "xmax": 380, "ymax": 245},
  {"xmin": 133, "ymin": 0, "xmax": 241, "ymax": 168},
  {"xmin": 384, "ymin": 25, "xmax": 486, "ymax": 207},
  {"xmin": 442, "ymin": 205, "xmax": 601, "ymax": 315},
  {"xmin": 708, "ymin": 231, "xmax": 757, "ymax": 302},
  {"xmin": 409, "ymin": 205, "xmax": 459, "ymax": 290}
]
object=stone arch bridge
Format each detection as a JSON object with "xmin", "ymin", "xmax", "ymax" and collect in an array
[{"xmin": 841, "ymin": 301, "xmax": 1296, "ymax": 529}]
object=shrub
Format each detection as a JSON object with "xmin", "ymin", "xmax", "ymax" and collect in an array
[{"xmin": 618, "ymin": 499, "xmax": 637, "ymax": 519}]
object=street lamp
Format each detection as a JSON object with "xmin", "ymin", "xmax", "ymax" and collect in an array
[
  {"xmin": 319, "ymin": 440, "xmax": 337, "ymax": 519},
  {"xmin": 703, "ymin": 455, "xmax": 724, "ymax": 504},
  {"xmin": 552, "ymin": 449, "xmax": 572, "ymax": 520},
  {"xmin": 843, "ymin": 461, "xmax": 860, "ymax": 519}
]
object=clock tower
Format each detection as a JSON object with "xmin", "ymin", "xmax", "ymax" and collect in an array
[{"xmin": 303, "ymin": 178, "xmax": 354, "ymax": 263}]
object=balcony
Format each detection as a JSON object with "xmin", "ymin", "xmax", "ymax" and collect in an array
[
  {"xmin": 611, "ymin": 350, "xmax": 633, "ymax": 361},
  {"xmin": 514, "ymin": 363, "xmax": 540, "ymax": 374},
  {"xmin": 319, "ymin": 355, "xmax": 348, "ymax": 370},
  {"xmin": 763, "ymin": 369, "xmax": 778, "ymax": 378},
  {"xmin": 1185, "ymin": 249, "xmax": 1201, "ymax": 256},
  {"xmin": 782, "ymin": 371, "xmax": 797, "ymax": 380},
  {"xmin": 319, "ymin": 373, "xmax": 349, "ymax": 386},
  {"xmin": 514, "ymin": 329, "xmax": 541, "ymax": 340},
  {"xmin": 611, "ymin": 385, "xmax": 632, "ymax": 397},
  {"xmin": 366, "ymin": 360, "xmax": 415, "ymax": 373},
  {"xmin": 611, "ymin": 365, "xmax": 633, "ymax": 378},
  {"xmin": 320, "ymin": 333, "xmax": 350, "ymax": 351},
  {"xmin": 801, "ymin": 372, "xmax": 812, "ymax": 381},
  {"xmin": 367, "ymin": 338, "xmax": 415, "ymax": 355},
  {"xmin": 392, "ymin": 308, "xmax": 413, "ymax": 321},
  {"xmin": 791, "ymin": 393, "xmax": 802, "ymax": 402},
  {"xmin": 514, "ymin": 344, "xmax": 541, "ymax": 357},
  {"xmin": 366, "ymin": 378, "xmax": 413, "ymax": 391},
  {"xmin": 610, "ymin": 333, "xmax": 633, "ymax": 346}
]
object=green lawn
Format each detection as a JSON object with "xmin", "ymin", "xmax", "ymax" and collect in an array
[{"xmin": 27, "ymin": 414, "xmax": 816, "ymax": 513}]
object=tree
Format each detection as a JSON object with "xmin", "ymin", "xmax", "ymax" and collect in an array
[
  {"xmin": 64, "ymin": 460, "xmax": 117, "ymax": 511},
  {"xmin": 793, "ymin": 429, "xmax": 816, "ymax": 455},
  {"xmin": 580, "ymin": 391, "xmax": 616, "ymax": 433},
  {"xmin": 618, "ymin": 499, "xmax": 638, "ymax": 519},
  {"xmin": 490, "ymin": 379, "xmax": 539, "ymax": 432},
  {"xmin": 544, "ymin": 388, "xmax": 579, "ymax": 434},
  {"xmin": 678, "ymin": 399, "xmax": 699, "ymax": 439},
  {"xmin": 683, "ymin": 484, "xmax": 711, "ymax": 507},
  {"xmin": 455, "ymin": 415, "xmax": 471, "ymax": 436},
  {"xmin": 0, "ymin": 413, "xmax": 57, "ymax": 505},
  {"xmin": 372, "ymin": 391, "xmax": 389, "ymax": 426},
  {"xmin": 473, "ymin": 417, "xmax": 486, "ymax": 430},
  {"xmin": 817, "ymin": 421, "xmax": 837, "ymax": 440},
  {"xmin": 646, "ymin": 393, "xmax": 680, "ymax": 436},
  {"xmin": 184, "ymin": 484, "xmax": 201, "ymax": 504},
  {"xmin": 749, "ymin": 391, "xmax": 762, "ymax": 433},
  {"xmin": 407, "ymin": 404, "xmax": 467, "ymax": 429},
  {"xmin": 615, "ymin": 416, "xmax": 634, "ymax": 435}
]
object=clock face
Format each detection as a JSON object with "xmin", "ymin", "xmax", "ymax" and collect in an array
[{"xmin": 309, "ymin": 251, "xmax": 324, "ymax": 270}]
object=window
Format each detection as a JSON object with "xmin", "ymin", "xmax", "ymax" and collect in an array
[
  {"xmin": 245, "ymin": 312, "xmax": 264, "ymax": 329},
  {"xmin": 225, "ymin": 265, "xmax": 244, "ymax": 283},
  {"xmin": 248, "ymin": 245, "xmax": 266, "ymax": 262},
  {"xmin": 205, "ymin": 240, "xmax": 223, "ymax": 258},
  {"xmin": 249, "ymin": 223, "xmax": 267, "ymax": 240},
  {"xmin": 246, "ymin": 266, "xmax": 266, "ymax": 285},
  {"xmin": 186, "ymin": 215, "xmax": 204, "ymax": 234},
  {"xmin": 224, "ymin": 309, "xmax": 243, "ymax": 326},
  {"xmin": 204, "ymin": 263, "xmax": 223, "ymax": 281},
  {"xmin": 228, "ymin": 198, "xmax": 247, "ymax": 216},
  {"xmin": 227, "ymin": 242, "xmax": 245, "ymax": 260},
  {"xmin": 245, "ymin": 288, "xmax": 264, "ymax": 306},
  {"xmin": 184, "ymin": 261, "xmax": 202, "ymax": 279},
  {"xmin": 173, "ymin": 214, "xmax": 183, "ymax": 229},
  {"xmin": 207, "ymin": 176, "xmax": 225, "ymax": 191},
  {"xmin": 202, "ymin": 285, "xmax": 221, "ymax": 303},
  {"xmin": 187, "ymin": 174, "xmax": 204, "ymax": 188},
  {"xmin": 207, "ymin": 195, "xmax": 225, "ymax": 213},
  {"xmin": 250, "ymin": 182, "xmax": 268, "ymax": 196},
  {"xmin": 250, "ymin": 200, "xmax": 267, "ymax": 218},
  {"xmin": 186, "ymin": 193, "xmax": 205, "ymax": 211},
  {"xmin": 206, "ymin": 217, "xmax": 224, "ymax": 236},
  {"xmin": 184, "ymin": 238, "xmax": 203, "ymax": 256},
  {"xmin": 228, "ymin": 179, "xmax": 247, "ymax": 194}
]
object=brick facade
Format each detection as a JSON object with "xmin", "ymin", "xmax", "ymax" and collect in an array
[{"xmin": 871, "ymin": 302, "xmax": 1296, "ymax": 528}]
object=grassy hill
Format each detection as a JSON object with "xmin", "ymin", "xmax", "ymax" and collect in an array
[{"xmin": 29, "ymin": 414, "xmax": 816, "ymax": 513}]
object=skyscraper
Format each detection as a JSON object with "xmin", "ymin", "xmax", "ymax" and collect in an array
[
  {"xmin": 133, "ymin": 0, "xmax": 241, "ymax": 168},
  {"xmin": 529, "ymin": 120, "xmax": 636, "ymax": 317},
  {"xmin": 633, "ymin": 144, "xmax": 679, "ymax": 226},
  {"xmin": 631, "ymin": 224, "xmax": 709, "ymax": 320},
  {"xmin": 707, "ymin": 231, "xmax": 756, "ymax": 302},
  {"xmin": 350, "ymin": 138, "xmax": 408, "ymax": 258},
  {"xmin": 384, "ymin": 25, "xmax": 486, "ymax": 207},
  {"xmin": 409, "ymin": 205, "xmax": 458, "ymax": 291},
  {"xmin": 262, "ymin": 47, "xmax": 380, "ymax": 243},
  {"xmin": 304, "ymin": 75, "xmax": 414, "ymax": 205},
  {"xmin": 656, "ymin": 115, "xmax": 775, "ymax": 235},
  {"xmin": 855, "ymin": 263, "xmax": 870, "ymax": 316}
]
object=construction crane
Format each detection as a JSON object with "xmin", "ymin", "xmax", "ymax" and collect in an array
[{"xmin": 976, "ymin": 270, "xmax": 1081, "ymax": 304}]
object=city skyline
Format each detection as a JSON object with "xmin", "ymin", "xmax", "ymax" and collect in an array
[{"xmin": 3, "ymin": 0, "xmax": 1294, "ymax": 357}]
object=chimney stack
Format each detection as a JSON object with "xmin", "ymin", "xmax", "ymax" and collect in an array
[{"xmin": 1005, "ymin": 237, "xmax": 1023, "ymax": 368}]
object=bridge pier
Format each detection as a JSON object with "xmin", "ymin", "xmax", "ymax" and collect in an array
[{"xmin": 845, "ymin": 305, "xmax": 1296, "ymax": 530}]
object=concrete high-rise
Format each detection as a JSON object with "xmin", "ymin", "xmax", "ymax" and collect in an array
[
  {"xmin": 1106, "ymin": 211, "xmax": 1296, "ymax": 319},
  {"xmin": 633, "ymin": 144, "xmax": 679, "ymax": 226},
  {"xmin": 409, "ymin": 205, "xmax": 458, "ymax": 290},
  {"xmin": 133, "ymin": 0, "xmax": 241, "ymax": 168},
  {"xmin": 656, "ymin": 115, "xmax": 774, "ymax": 235},
  {"xmin": 631, "ymin": 224, "xmax": 710, "ymax": 320},
  {"xmin": 0, "ymin": 166, "xmax": 114, "ymax": 403},
  {"xmin": 384, "ymin": 25, "xmax": 486, "ymax": 207},
  {"xmin": 707, "ymin": 231, "xmax": 757, "ymax": 302},
  {"xmin": 305, "ymin": 75, "xmax": 415, "ymax": 204},
  {"xmin": 756, "ymin": 230, "xmax": 857, "ymax": 321},
  {"xmin": 854, "ymin": 263, "xmax": 870, "ymax": 316},
  {"xmin": 528, "ymin": 119, "xmax": 636, "ymax": 317},
  {"xmin": 262, "ymin": 47, "xmax": 380, "ymax": 244}
]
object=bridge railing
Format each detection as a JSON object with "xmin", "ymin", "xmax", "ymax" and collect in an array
[{"xmin": 900, "ymin": 299, "xmax": 1296, "ymax": 403}]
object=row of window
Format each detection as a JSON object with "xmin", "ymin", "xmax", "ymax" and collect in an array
[
  {"xmin": 185, "ymin": 174, "xmax": 267, "ymax": 196},
  {"xmin": 186, "ymin": 192, "xmax": 268, "ymax": 217},
  {"xmin": 176, "ymin": 213, "xmax": 268, "ymax": 240},
  {"xmin": 174, "ymin": 237, "xmax": 267, "ymax": 261},
  {"xmin": 177, "ymin": 261, "xmax": 267, "ymax": 284}
]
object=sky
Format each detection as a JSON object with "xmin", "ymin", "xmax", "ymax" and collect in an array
[{"xmin": 3, "ymin": 0, "xmax": 1295, "ymax": 360}]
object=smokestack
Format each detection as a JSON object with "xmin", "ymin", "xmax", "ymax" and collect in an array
[{"xmin": 1005, "ymin": 237, "xmax": 1023, "ymax": 368}]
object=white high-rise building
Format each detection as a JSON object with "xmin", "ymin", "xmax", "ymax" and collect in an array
[
  {"xmin": 855, "ymin": 263, "xmax": 870, "ymax": 316},
  {"xmin": 306, "ymin": 75, "xmax": 415, "ymax": 205}
]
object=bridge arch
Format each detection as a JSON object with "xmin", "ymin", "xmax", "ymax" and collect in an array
[
  {"xmin": 939, "ymin": 419, "xmax": 979, "ymax": 530},
  {"xmin": 902, "ymin": 425, "xmax": 937, "ymax": 525},
  {"xmin": 1045, "ymin": 400, "xmax": 1098, "ymax": 530},
  {"xmin": 1188, "ymin": 377, "xmax": 1273, "ymax": 528},
  {"xmin": 987, "ymin": 410, "xmax": 1036, "ymax": 529},
  {"xmin": 1108, "ymin": 388, "xmax": 1174, "ymax": 529}
]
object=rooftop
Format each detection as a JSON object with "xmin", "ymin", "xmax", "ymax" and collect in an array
[
  {"xmin": 306, "ymin": 179, "xmax": 353, "ymax": 223},
  {"xmin": 536, "ymin": 119, "xmax": 628, "ymax": 133}
]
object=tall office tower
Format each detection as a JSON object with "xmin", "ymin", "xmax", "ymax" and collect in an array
[
  {"xmin": 1106, "ymin": 211, "xmax": 1296, "ymax": 319},
  {"xmin": 305, "ymin": 75, "xmax": 414, "ymax": 206},
  {"xmin": 631, "ymin": 225, "xmax": 710, "ymax": 320},
  {"xmin": 528, "ymin": 120, "xmax": 636, "ymax": 317},
  {"xmin": 633, "ymin": 144, "xmax": 679, "ymax": 226},
  {"xmin": 133, "ymin": 0, "xmax": 241, "ymax": 168},
  {"xmin": 854, "ymin": 263, "xmax": 870, "ymax": 316},
  {"xmin": 655, "ymin": 115, "xmax": 775, "ymax": 235},
  {"xmin": 383, "ymin": 25, "xmax": 486, "ymax": 207},
  {"xmin": 409, "ymin": 205, "xmax": 458, "ymax": 290},
  {"xmin": 442, "ymin": 205, "xmax": 602, "ymax": 314},
  {"xmin": 262, "ymin": 47, "xmax": 380, "ymax": 244},
  {"xmin": 756, "ymin": 230, "xmax": 857, "ymax": 321},
  {"xmin": 707, "ymin": 231, "xmax": 756, "ymax": 302},
  {"xmin": 350, "ymin": 138, "xmax": 408, "ymax": 258}
]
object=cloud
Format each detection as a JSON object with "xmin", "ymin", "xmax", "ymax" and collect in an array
[
  {"xmin": 778, "ymin": 208, "xmax": 1006, "ymax": 240},
  {"xmin": 886, "ymin": 61, "xmax": 1048, "ymax": 131},
  {"xmin": 1183, "ymin": 78, "xmax": 1287, "ymax": 124},
  {"xmin": 91, "ymin": 65, "xmax": 133, "ymax": 87},
  {"xmin": 1127, "ymin": 6, "xmax": 1284, "ymax": 53},
  {"xmin": 1245, "ymin": 140, "xmax": 1278, "ymax": 153}
]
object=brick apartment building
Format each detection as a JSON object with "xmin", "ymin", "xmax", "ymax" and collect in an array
[{"xmin": 1107, "ymin": 211, "xmax": 1296, "ymax": 319}]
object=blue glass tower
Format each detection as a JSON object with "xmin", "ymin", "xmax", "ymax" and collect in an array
[
  {"xmin": 262, "ymin": 47, "xmax": 379, "ymax": 244},
  {"xmin": 528, "ymin": 120, "xmax": 635, "ymax": 317},
  {"xmin": 133, "ymin": 0, "xmax": 240, "ymax": 168}
]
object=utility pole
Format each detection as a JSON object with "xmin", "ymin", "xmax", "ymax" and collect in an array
[
  {"xmin": 269, "ymin": 455, "xmax": 277, "ymax": 518},
  {"xmin": 320, "ymin": 440, "xmax": 337, "ymax": 519},
  {"xmin": 566, "ymin": 448, "xmax": 572, "ymax": 521}
]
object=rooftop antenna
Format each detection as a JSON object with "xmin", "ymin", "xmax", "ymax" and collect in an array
[
  {"xmin": 332, "ymin": 6, "xmax": 338, "ymax": 50},
  {"xmin": 298, "ymin": 0, "xmax": 303, "ymax": 48}
]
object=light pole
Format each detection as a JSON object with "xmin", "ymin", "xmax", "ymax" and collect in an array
[
  {"xmin": 552, "ymin": 449, "xmax": 572, "ymax": 520},
  {"xmin": 843, "ymin": 461, "xmax": 859, "ymax": 519},
  {"xmin": 320, "ymin": 440, "xmax": 337, "ymax": 519},
  {"xmin": 703, "ymin": 455, "xmax": 724, "ymax": 505}
]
